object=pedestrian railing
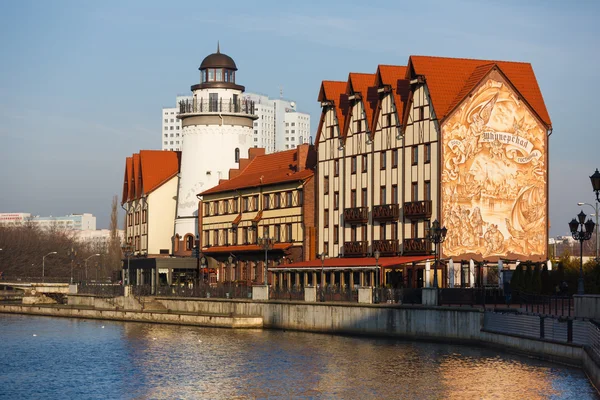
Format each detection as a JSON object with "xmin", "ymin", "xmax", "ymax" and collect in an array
[
  {"xmin": 317, "ymin": 286, "xmax": 358, "ymax": 303},
  {"xmin": 78, "ymin": 283, "xmax": 124, "ymax": 297},
  {"xmin": 510, "ymin": 291, "xmax": 573, "ymax": 317},
  {"xmin": 1, "ymin": 276, "xmax": 71, "ymax": 284},
  {"xmin": 372, "ymin": 288, "xmax": 422, "ymax": 304},
  {"xmin": 269, "ymin": 287, "xmax": 304, "ymax": 301},
  {"xmin": 156, "ymin": 284, "xmax": 252, "ymax": 299}
]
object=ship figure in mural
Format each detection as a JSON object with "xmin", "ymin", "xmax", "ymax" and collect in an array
[{"xmin": 441, "ymin": 75, "xmax": 547, "ymax": 260}]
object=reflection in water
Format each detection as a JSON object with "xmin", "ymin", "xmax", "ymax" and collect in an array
[{"xmin": 0, "ymin": 314, "xmax": 597, "ymax": 399}]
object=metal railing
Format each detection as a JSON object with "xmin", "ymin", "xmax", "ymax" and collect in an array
[
  {"xmin": 317, "ymin": 286, "xmax": 358, "ymax": 302},
  {"xmin": 373, "ymin": 288, "xmax": 422, "ymax": 304},
  {"xmin": 156, "ymin": 284, "xmax": 252, "ymax": 300},
  {"xmin": 510, "ymin": 291, "xmax": 573, "ymax": 317},
  {"xmin": 269, "ymin": 286, "xmax": 304, "ymax": 301},
  {"xmin": 439, "ymin": 288, "xmax": 505, "ymax": 307},
  {"xmin": 78, "ymin": 283, "xmax": 124, "ymax": 297},
  {"xmin": 178, "ymin": 98, "xmax": 255, "ymax": 116},
  {"xmin": 0, "ymin": 276, "xmax": 71, "ymax": 283}
]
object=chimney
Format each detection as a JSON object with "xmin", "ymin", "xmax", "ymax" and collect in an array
[{"xmin": 297, "ymin": 144, "xmax": 309, "ymax": 172}]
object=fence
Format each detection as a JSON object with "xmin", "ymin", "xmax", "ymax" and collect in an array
[
  {"xmin": 439, "ymin": 288, "xmax": 505, "ymax": 307},
  {"xmin": 317, "ymin": 286, "xmax": 358, "ymax": 302},
  {"xmin": 373, "ymin": 288, "xmax": 422, "ymax": 304},
  {"xmin": 78, "ymin": 283, "xmax": 124, "ymax": 297},
  {"xmin": 510, "ymin": 291, "xmax": 573, "ymax": 317},
  {"xmin": 269, "ymin": 287, "xmax": 304, "ymax": 301},
  {"xmin": 156, "ymin": 284, "xmax": 252, "ymax": 300},
  {"xmin": 1, "ymin": 276, "xmax": 71, "ymax": 283}
]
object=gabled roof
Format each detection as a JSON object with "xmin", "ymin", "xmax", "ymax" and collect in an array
[
  {"xmin": 408, "ymin": 55, "xmax": 551, "ymax": 127},
  {"xmin": 121, "ymin": 150, "xmax": 181, "ymax": 204},
  {"xmin": 344, "ymin": 73, "xmax": 377, "ymax": 138},
  {"xmin": 316, "ymin": 81, "xmax": 348, "ymax": 145},
  {"xmin": 200, "ymin": 146, "xmax": 315, "ymax": 196},
  {"xmin": 373, "ymin": 65, "xmax": 410, "ymax": 134}
]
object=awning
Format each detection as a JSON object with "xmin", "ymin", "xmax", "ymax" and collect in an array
[
  {"xmin": 202, "ymin": 243, "xmax": 292, "ymax": 254},
  {"xmin": 271, "ymin": 255, "xmax": 433, "ymax": 270}
]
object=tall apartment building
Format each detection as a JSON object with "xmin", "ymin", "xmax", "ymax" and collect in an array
[
  {"xmin": 0, "ymin": 213, "xmax": 96, "ymax": 230},
  {"xmin": 162, "ymin": 94, "xmax": 310, "ymax": 153}
]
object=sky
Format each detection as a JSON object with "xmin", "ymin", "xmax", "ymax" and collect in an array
[{"xmin": 0, "ymin": 0, "xmax": 599, "ymax": 236}]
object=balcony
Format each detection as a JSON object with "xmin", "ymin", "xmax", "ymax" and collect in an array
[
  {"xmin": 343, "ymin": 241, "xmax": 368, "ymax": 257},
  {"xmin": 178, "ymin": 98, "xmax": 256, "ymax": 117},
  {"xmin": 373, "ymin": 204, "xmax": 399, "ymax": 221},
  {"xmin": 402, "ymin": 238, "xmax": 432, "ymax": 255},
  {"xmin": 403, "ymin": 200, "xmax": 432, "ymax": 220},
  {"xmin": 372, "ymin": 239, "xmax": 399, "ymax": 256},
  {"xmin": 343, "ymin": 207, "xmax": 369, "ymax": 224}
]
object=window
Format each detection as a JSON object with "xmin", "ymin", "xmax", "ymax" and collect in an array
[
  {"xmin": 324, "ymin": 176, "xmax": 329, "ymax": 195},
  {"xmin": 392, "ymin": 185, "xmax": 398, "ymax": 204},
  {"xmin": 362, "ymin": 188, "xmax": 368, "ymax": 206},
  {"xmin": 412, "ymin": 146, "xmax": 418, "ymax": 165},
  {"xmin": 204, "ymin": 203, "xmax": 210, "ymax": 216},
  {"xmin": 298, "ymin": 190, "xmax": 304, "ymax": 205},
  {"xmin": 380, "ymin": 223, "xmax": 387, "ymax": 240},
  {"xmin": 324, "ymin": 209, "xmax": 329, "ymax": 228},
  {"xmin": 274, "ymin": 193, "xmax": 281, "ymax": 208},
  {"xmin": 286, "ymin": 191, "xmax": 293, "ymax": 207},
  {"xmin": 411, "ymin": 182, "xmax": 418, "ymax": 201},
  {"xmin": 213, "ymin": 230, "xmax": 219, "ymax": 246},
  {"xmin": 411, "ymin": 222, "xmax": 418, "ymax": 238},
  {"xmin": 334, "ymin": 191, "xmax": 339, "ymax": 210},
  {"xmin": 214, "ymin": 201, "xmax": 220, "ymax": 216},
  {"xmin": 380, "ymin": 186, "xmax": 386, "ymax": 204},
  {"xmin": 425, "ymin": 143, "xmax": 431, "ymax": 163},
  {"xmin": 334, "ymin": 159, "xmax": 339, "ymax": 177},
  {"xmin": 127, "ymin": 213, "xmax": 132, "ymax": 227},
  {"xmin": 232, "ymin": 228, "xmax": 238, "ymax": 245},
  {"xmin": 235, "ymin": 148, "xmax": 240, "ymax": 163},
  {"xmin": 362, "ymin": 155, "xmax": 368, "ymax": 172},
  {"xmin": 135, "ymin": 211, "xmax": 139, "ymax": 225},
  {"xmin": 233, "ymin": 198, "xmax": 238, "ymax": 213},
  {"xmin": 274, "ymin": 225, "xmax": 281, "ymax": 242},
  {"xmin": 263, "ymin": 194, "xmax": 270, "ymax": 210},
  {"xmin": 356, "ymin": 119, "xmax": 362, "ymax": 132},
  {"xmin": 204, "ymin": 231, "xmax": 210, "ymax": 246},
  {"xmin": 350, "ymin": 189, "xmax": 357, "ymax": 208},
  {"xmin": 361, "ymin": 224, "xmax": 367, "ymax": 241},
  {"xmin": 286, "ymin": 224, "xmax": 293, "ymax": 242},
  {"xmin": 380, "ymin": 151, "xmax": 386, "ymax": 170},
  {"xmin": 324, "ymin": 241, "xmax": 329, "ymax": 254},
  {"xmin": 253, "ymin": 195, "xmax": 259, "ymax": 211},
  {"xmin": 242, "ymin": 227, "xmax": 248, "ymax": 244},
  {"xmin": 425, "ymin": 181, "xmax": 431, "ymax": 201},
  {"xmin": 186, "ymin": 235, "xmax": 194, "ymax": 251},
  {"xmin": 244, "ymin": 197, "xmax": 249, "ymax": 212},
  {"xmin": 329, "ymin": 126, "xmax": 334, "ymax": 138},
  {"xmin": 351, "ymin": 156, "xmax": 357, "ymax": 174},
  {"xmin": 392, "ymin": 149, "xmax": 398, "ymax": 168},
  {"xmin": 142, "ymin": 210, "xmax": 147, "ymax": 223},
  {"xmin": 333, "ymin": 225, "xmax": 339, "ymax": 244},
  {"xmin": 386, "ymin": 113, "xmax": 392, "ymax": 127},
  {"xmin": 350, "ymin": 225, "xmax": 357, "ymax": 242}
]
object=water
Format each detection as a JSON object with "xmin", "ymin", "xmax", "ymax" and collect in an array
[{"xmin": 0, "ymin": 314, "xmax": 596, "ymax": 400}]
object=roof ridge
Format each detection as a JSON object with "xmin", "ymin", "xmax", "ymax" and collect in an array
[{"xmin": 410, "ymin": 54, "xmax": 532, "ymax": 65}]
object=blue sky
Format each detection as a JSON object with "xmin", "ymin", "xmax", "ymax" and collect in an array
[{"xmin": 0, "ymin": 0, "xmax": 598, "ymax": 236}]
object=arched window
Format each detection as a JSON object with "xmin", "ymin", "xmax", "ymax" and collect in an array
[
  {"xmin": 235, "ymin": 148, "xmax": 240, "ymax": 163},
  {"xmin": 174, "ymin": 234, "xmax": 180, "ymax": 252},
  {"xmin": 185, "ymin": 234, "xmax": 194, "ymax": 251}
]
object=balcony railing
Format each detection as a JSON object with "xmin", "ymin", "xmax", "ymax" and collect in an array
[
  {"xmin": 343, "ymin": 241, "xmax": 368, "ymax": 257},
  {"xmin": 403, "ymin": 200, "xmax": 432, "ymax": 220},
  {"xmin": 178, "ymin": 98, "xmax": 256, "ymax": 116},
  {"xmin": 373, "ymin": 204, "xmax": 399, "ymax": 221},
  {"xmin": 372, "ymin": 239, "xmax": 399, "ymax": 255},
  {"xmin": 402, "ymin": 238, "xmax": 432, "ymax": 255},
  {"xmin": 343, "ymin": 207, "xmax": 369, "ymax": 223}
]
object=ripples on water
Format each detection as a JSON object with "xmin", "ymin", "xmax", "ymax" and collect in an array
[{"xmin": 0, "ymin": 314, "xmax": 597, "ymax": 399}]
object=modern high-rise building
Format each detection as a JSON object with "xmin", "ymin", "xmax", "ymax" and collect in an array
[{"xmin": 162, "ymin": 93, "xmax": 310, "ymax": 153}]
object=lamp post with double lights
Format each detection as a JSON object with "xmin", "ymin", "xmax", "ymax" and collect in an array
[
  {"xmin": 578, "ymin": 202, "xmax": 598, "ymax": 262},
  {"xmin": 84, "ymin": 254, "xmax": 101, "ymax": 283},
  {"xmin": 258, "ymin": 235, "xmax": 275, "ymax": 286},
  {"xmin": 42, "ymin": 251, "xmax": 57, "ymax": 282},
  {"xmin": 67, "ymin": 247, "xmax": 77, "ymax": 284},
  {"xmin": 569, "ymin": 211, "xmax": 596, "ymax": 295},
  {"xmin": 427, "ymin": 220, "xmax": 448, "ymax": 288}
]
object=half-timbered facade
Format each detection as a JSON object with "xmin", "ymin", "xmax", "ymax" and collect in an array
[
  {"xmin": 307, "ymin": 56, "xmax": 551, "ymax": 289},
  {"xmin": 199, "ymin": 144, "xmax": 316, "ymax": 286}
]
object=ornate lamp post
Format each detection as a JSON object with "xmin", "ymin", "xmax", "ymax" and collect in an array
[
  {"xmin": 320, "ymin": 252, "xmax": 328, "ymax": 288},
  {"xmin": 374, "ymin": 250, "xmax": 380, "ymax": 303},
  {"xmin": 586, "ymin": 168, "xmax": 600, "ymax": 262},
  {"xmin": 42, "ymin": 251, "xmax": 57, "ymax": 282},
  {"xmin": 258, "ymin": 235, "xmax": 275, "ymax": 286},
  {"xmin": 67, "ymin": 247, "xmax": 77, "ymax": 284},
  {"xmin": 84, "ymin": 254, "xmax": 101, "ymax": 283},
  {"xmin": 569, "ymin": 211, "xmax": 596, "ymax": 295},
  {"xmin": 228, "ymin": 254, "xmax": 234, "ymax": 298},
  {"xmin": 578, "ymin": 202, "xmax": 598, "ymax": 262},
  {"xmin": 200, "ymin": 255, "xmax": 206, "ymax": 286},
  {"xmin": 427, "ymin": 220, "xmax": 448, "ymax": 288},
  {"xmin": 121, "ymin": 243, "xmax": 133, "ymax": 286}
]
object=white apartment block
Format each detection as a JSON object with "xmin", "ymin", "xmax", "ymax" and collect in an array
[
  {"xmin": 162, "ymin": 93, "xmax": 310, "ymax": 153},
  {"xmin": 0, "ymin": 213, "xmax": 96, "ymax": 230}
]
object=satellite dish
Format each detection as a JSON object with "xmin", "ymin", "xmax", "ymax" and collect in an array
[{"xmin": 290, "ymin": 102, "xmax": 296, "ymax": 108}]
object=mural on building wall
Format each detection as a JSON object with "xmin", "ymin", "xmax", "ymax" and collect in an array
[{"xmin": 441, "ymin": 72, "xmax": 547, "ymax": 261}]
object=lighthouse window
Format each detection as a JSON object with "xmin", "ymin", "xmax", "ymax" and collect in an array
[
  {"xmin": 216, "ymin": 69, "xmax": 222, "ymax": 81},
  {"xmin": 208, "ymin": 69, "xmax": 214, "ymax": 81}
]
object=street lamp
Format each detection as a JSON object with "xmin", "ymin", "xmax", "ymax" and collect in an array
[
  {"xmin": 319, "ymin": 252, "xmax": 328, "ymax": 288},
  {"xmin": 569, "ymin": 210, "xmax": 596, "ymax": 295},
  {"xmin": 42, "ymin": 251, "xmax": 57, "ymax": 282},
  {"xmin": 84, "ymin": 254, "xmax": 101, "ymax": 283},
  {"xmin": 258, "ymin": 235, "xmax": 275, "ymax": 286},
  {"xmin": 374, "ymin": 250, "xmax": 380, "ymax": 303},
  {"xmin": 590, "ymin": 168, "xmax": 600, "ymax": 202},
  {"xmin": 200, "ymin": 255, "xmax": 206, "ymax": 286},
  {"xmin": 67, "ymin": 247, "xmax": 77, "ymax": 284},
  {"xmin": 121, "ymin": 243, "xmax": 133, "ymax": 286},
  {"xmin": 228, "ymin": 255, "xmax": 234, "ymax": 298},
  {"xmin": 427, "ymin": 220, "xmax": 448, "ymax": 288},
  {"xmin": 578, "ymin": 202, "xmax": 599, "ymax": 262}
]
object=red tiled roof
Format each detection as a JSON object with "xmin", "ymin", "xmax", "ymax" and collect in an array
[
  {"xmin": 376, "ymin": 65, "xmax": 410, "ymax": 127},
  {"xmin": 408, "ymin": 55, "xmax": 551, "ymax": 127},
  {"xmin": 200, "ymin": 146, "xmax": 314, "ymax": 195},
  {"xmin": 278, "ymin": 255, "xmax": 432, "ymax": 269},
  {"xmin": 316, "ymin": 81, "xmax": 348, "ymax": 145},
  {"xmin": 121, "ymin": 150, "xmax": 181, "ymax": 204},
  {"xmin": 202, "ymin": 243, "xmax": 292, "ymax": 254}
]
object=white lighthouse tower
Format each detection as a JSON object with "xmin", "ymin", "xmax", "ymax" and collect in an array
[{"xmin": 174, "ymin": 45, "xmax": 257, "ymax": 245}]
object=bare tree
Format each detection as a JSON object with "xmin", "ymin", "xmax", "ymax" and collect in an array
[{"xmin": 105, "ymin": 195, "xmax": 123, "ymax": 278}]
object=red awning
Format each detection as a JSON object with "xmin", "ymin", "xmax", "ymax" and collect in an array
[
  {"xmin": 275, "ymin": 255, "xmax": 433, "ymax": 269},
  {"xmin": 202, "ymin": 243, "xmax": 292, "ymax": 254}
]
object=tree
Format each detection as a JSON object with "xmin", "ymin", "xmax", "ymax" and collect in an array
[
  {"xmin": 511, "ymin": 264, "xmax": 524, "ymax": 292},
  {"xmin": 524, "ymin": 263, "xmax": 533, "ymax": 292},
  {"xmin": 541, "ymin": 263, "xmax": 552, "ymax": 295},
  {"xmin": 105, "ymin": 195, "xmax": 123, "ymax": 279},
  {"xmin": 532, "ymin": 263, "xmax": 542, "ymax": 294}
]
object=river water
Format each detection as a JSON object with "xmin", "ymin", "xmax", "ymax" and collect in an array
[{"xmin": 0, "ymin": 314, "xmax": 597, "ymax": 400}]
